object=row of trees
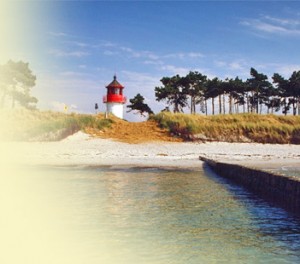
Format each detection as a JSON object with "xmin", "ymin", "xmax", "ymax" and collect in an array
[
  {"xmin": 0, "ymin": 60, "xmax": 37, "ymax": 109},
  {"xmin": 2, "ymin": 60, "xmax": 298, "ymax": 117},
  {"xmin": 154, "ymin": 68, "xmax": 300, "ymax": 115}
]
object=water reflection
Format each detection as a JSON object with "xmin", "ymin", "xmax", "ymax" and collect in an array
[
  {"xmin": 24, "ymin": 166, "xmax": 300, "ymax": 263},
  {"xmin": 204, "ymin": 166, "xmax": 300, "ymax": 261}
]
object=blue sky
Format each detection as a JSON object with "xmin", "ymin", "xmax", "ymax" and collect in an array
[{"xmin": 2, "ymin": 1, "xmax": 300, "ymax": 120}]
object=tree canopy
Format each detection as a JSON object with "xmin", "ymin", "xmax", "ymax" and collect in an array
[
  {"xmin": 155, "ymin": 75, "xmax": 188, "ymax": 113},
  {"xmin": 127, "ymin": 93, "xmax": 153, "ymax": 117},
  {"xmin": 0, "ymin": 60, "xmax": 37, "ymax": 109}
]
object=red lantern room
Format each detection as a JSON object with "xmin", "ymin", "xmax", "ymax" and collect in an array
[{"xmin": 103, "ymin": 75, "xmax": 126, "ymax": 119}]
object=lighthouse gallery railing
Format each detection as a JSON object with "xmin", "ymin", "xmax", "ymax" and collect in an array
[{"xmin": 103, "ymin": 95, "xmax": 127, "ymax": 103}]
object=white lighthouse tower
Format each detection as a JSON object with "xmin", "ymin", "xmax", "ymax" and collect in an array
[{"xmin": 103, "ymin": 75, "xmax": 126, "ymax": 119}]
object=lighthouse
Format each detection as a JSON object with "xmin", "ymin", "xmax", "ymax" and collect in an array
[{"xmin": 103, "ymin": 75, "xmax": 126, "ymax": 119}]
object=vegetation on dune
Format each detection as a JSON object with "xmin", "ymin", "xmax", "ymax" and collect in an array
[
  {"xmin": 0, "ymin": 109, "xmax": 114, "ymax": 141},
  {"xmin": 151, "ymin": 112, "xmax": 300, "ymax": 144},
  {"xmin": 1, "ymin": 109, "xmax": 299, "ymax": 144}
]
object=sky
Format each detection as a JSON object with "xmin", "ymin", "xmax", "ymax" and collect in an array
[{"xmin": 1, "ymin": 0, "xmax": 300, "ymax": 120}]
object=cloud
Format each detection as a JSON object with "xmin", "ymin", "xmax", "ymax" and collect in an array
[
  {"xmin": 119, "ymin": 46, "xmax": 160, "ymax": 61},
  {"xmin": 71, "ymin": 41, "xmax": 89, "ymax": 48},
  {"xmin": 100, "ymin": 41, "xmax": 118, "ymax": 48},
  {"xmin": 264, "ymin": 15, "xmax": 300, "ymax": 27},
  {"xmin": 143, "ymin": 60, "xmax": 164, "ymax": 66},
  {"xmin": 271, "ymin": 64, "xmax": 300, "ymax": 77},
  {"xmin": 228, "ymin": 61, "xmax": 246, "ymax": 71},
  {"xmin": 59, "ymin": 71, "xmax": 91, "ymax": 77},
  {"xmin": 241, "ymin": 15, "xmax": 300, "ymax": 36},
  {"xmin": 214, "ymin": 60, "xmax": 227, "ymax": 68},
  {"xmin": 188, "ymin": 52, "xmax": 204, "ymax": 58},
  {"xmin": 215, "ymin": 60, "xmax": 300, "ymax": 80},
  {"xmin": 101, "ymin": 43, "xmax": 161, "ymax": 63},
  {"xmin": 122, "ymin": 70, "xmax": 159, "ymax": 84},
  {"xmin": 160, "ymin": 65, "xmax": 191, "ymax": 76},
  {"xmin": 164, "ymin": 52, "xmax": 204, "ymax": 59},
  {"xmin": 48, "ymin": 49, "xmax": 89, "ymax": 57},
  {"xmin": 212, "ymin": 59, "xmax": 252, "ymax": 79},
  {"xmin": 50, "ymin": 101, "xmax": 78, "ymax": 112}
]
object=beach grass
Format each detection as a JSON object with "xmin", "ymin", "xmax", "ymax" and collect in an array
[
  {"xmin": 0, "ymin": 109, "xmax": 113, "ymax": 141},
  {"xmin": 150, "ymin": 112, "xmax": 300, "ymax": 144},
  {"xmin": 1, "ymin": 109, "xmax": 300, "ymax": 144}
]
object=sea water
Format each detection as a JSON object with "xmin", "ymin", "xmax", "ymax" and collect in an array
[{"xmin": 8, "ymin": 165, "xmax": 300, "ymax": 264}]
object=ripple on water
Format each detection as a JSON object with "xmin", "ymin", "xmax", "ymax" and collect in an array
[{"xmin": 27, "ymin": 166, "xmax": 300, "ymax": 264}]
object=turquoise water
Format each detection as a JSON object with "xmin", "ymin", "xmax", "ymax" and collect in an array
[{"xmin": 35, "ymin": 166, "xmax": 300, "ymax": 264}]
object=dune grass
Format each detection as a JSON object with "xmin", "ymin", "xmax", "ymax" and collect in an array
[
  {"xmin": 2, "ymin": 109, "xmax": 300, "ymax": 144},
  {"xmin": 151, "ymin": 112, "xmax": 300, "ymax": 144},
  {"xmin": 0, "ymin": 109, "xmax": 114, "ymax": 141}
]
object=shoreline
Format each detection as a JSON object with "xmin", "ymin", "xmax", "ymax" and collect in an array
[{"xmin": 1, "ymin": 131, "xmax": 300, "ymax": 171}]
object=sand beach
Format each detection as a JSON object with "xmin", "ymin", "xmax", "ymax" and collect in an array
[{"xmin": 2, "ymin": 131, "xmax": 299, "ymax": 170}]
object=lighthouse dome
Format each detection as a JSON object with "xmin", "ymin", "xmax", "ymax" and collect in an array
[{"xmin": 106, "ymin": 75, "xmax": 124, "ymax": 89}]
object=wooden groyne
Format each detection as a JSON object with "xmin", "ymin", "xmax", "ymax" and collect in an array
[{"xmin": 199, "ymin": 156, "xmax": 300, "ymax": 216}]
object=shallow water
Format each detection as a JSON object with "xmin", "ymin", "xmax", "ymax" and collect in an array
[{"xmin": 17, "ymin": 165, "xmax": 300, "ymax": 263}]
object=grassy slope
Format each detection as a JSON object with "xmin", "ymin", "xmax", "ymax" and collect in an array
[
  {"xmin": 151, "ymin": 112, "xmax": 300, "ymax": 144},
  {"xmin": 1, "ymin": 109, "xmax": 300, "ymax": 144},
  {"xmin": 0, "ymin": 109, "xmax": 114, "ymax": 141}
]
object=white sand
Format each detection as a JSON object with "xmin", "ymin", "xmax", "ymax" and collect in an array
[{"xmin": 2, "ymin": 131, "xmax": 300, "ymax": 169}]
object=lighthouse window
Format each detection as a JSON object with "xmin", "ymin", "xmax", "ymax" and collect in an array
[{"xmin": 113, "ymin": 88, "xmax": 119, "ymax": 94}]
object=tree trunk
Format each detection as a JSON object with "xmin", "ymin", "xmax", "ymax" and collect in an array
[
  {"xmin": 218, "ymin": 95, "xmax": 222, "ymax": 114},
  {"xmin": 246, "ymin": 94, "xmax": 250, "ymax": 113},
  {"xmin": 174, "ymin": 94, "xmax": 179, "ymax": 113},
  {"xmin": 193, "ymin": 98, "xmax": 196, "ymax": 114},
  {"xmin": 205, "ymin": 100, "xmax": 207, "ymax": 116},
  {"xmin": 255, "ymin": 89, "xmax": 258, "ymax": 114},
  {"xmin": 283, "ymin": 99, "xmax": 288, "ymax": 116},
  {"xmin": 212, "ymin": 97, "xmax": 215, "ymax": 115},
  {"xmin": 235, "ymin": 101, "xmax": 239, "ymax": 114},
  {"xmin": 250, "ymin": 91, "xmax": 255, "ymax": 113},
  {"xmin": 259, "ymin": 102, "xmax": 262, "ymax": 114},
  {"xmin": 222, "ymin": 93, "xmax": 226, "ymax": 114},
  {"xmin": 293, "ymin": 97, "xmax": 296, "ymax": 116},
  {"xmin": 229, "ymin": 95, "xmax": 232, "ymax": 114}
]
